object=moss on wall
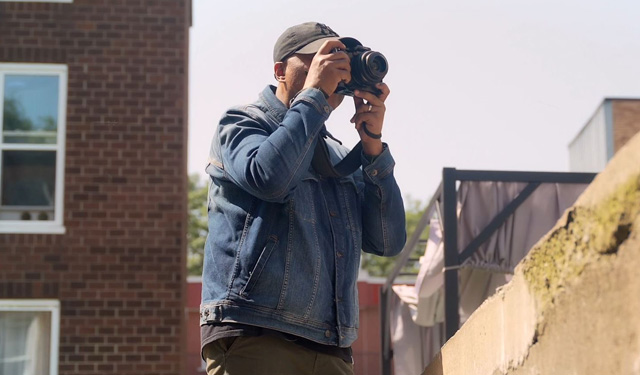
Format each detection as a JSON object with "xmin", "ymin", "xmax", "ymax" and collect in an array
[{"xmin": 521, "ymin": 174, "xmax": 640, "ymax": 314}]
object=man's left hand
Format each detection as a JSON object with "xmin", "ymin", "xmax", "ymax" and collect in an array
[{"xmin": 350, "ymin": 82, "xmax": 390, "ymax": 156}]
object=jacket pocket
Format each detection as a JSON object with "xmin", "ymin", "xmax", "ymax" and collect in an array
[
  {"xmin": 240, "ymin": 235, "xmax": 279, "ymax": 296},
  {"xmin": 338, "ymin": 175, "xmax": 359, "ymax": 192}
]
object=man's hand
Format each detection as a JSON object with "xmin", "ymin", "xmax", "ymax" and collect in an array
[
  {"xmin": 303, "ymin": 40, "xmax": 351, "ymax": 96},
  {"xmin": 351, "ymin": 83, "xmax": 390, "ymax": 156}
]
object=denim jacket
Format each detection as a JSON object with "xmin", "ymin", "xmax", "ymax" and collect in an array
[{"xmin": 200, "ymin": 85, "xmax": 406, "ymax": 347}]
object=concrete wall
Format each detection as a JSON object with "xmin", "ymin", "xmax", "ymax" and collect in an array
[{"xmin": 423, "ymin": 132, "xmax": 640, "ymax": 375}]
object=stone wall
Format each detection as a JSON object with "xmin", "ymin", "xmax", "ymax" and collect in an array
[{"xmin": 423, "ymin": 132, "xmax": 640, "ymax": 375}]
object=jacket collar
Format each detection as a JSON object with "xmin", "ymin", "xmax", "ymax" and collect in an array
[{"xmin": 258, "ymin": 85, "xmax": 288, "ymax": 123}]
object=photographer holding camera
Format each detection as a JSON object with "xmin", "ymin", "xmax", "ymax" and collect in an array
[{"xmin": 200, "ymin": 22, "xmax": 406, "ymax": 375}]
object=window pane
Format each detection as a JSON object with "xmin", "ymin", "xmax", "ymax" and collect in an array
[
  {"xmin": 1, "ymin": 151, "xmax": 56, "ymax": 221},
  {"xmin": 0, "ymin": 311, "xmax": 52, "ymax": 375},
  {"xmin": 3, "ymin": 75, "xmax": 59, "ymax": 144}
]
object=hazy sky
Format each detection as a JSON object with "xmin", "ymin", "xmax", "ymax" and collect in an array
[{"xmin": 188, "ymin": 0, "xmax": 640, "ymax": 203}]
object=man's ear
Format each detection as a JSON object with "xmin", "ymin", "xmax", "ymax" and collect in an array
[{"xmin": 273, "ymin": 62, "xmax": 286, "ymax": 82}]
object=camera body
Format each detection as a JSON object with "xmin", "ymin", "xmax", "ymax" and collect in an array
[{"xmin": 334, "ymin": 37, "xmax": 388, "ymax": 97}]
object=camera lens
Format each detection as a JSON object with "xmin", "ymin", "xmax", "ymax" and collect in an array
[
  {"xmin": 352, "ymin": 51, "xmax": 388, "ymax": 87},
  {"xmin": 365, "ymin": 52, "xmax": 388, "ymax": 79},
  {"xmin": 334, "ymin": 39, "xmax": 390, "ymax": 96}
]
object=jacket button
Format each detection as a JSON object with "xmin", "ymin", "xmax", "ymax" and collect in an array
[
  {"xmin": 325, "ymin": 330, "xmax": 331, "ymax": 338},
  {"xmin": 337, "ymin": 252, "xmax": 343, "ymax": 258},
  {"xmin": 370, "ymin": 169, "xmax": 378, "ymax": 177},
  {"xmin": 323, "ymin": 105, "xmax": 330, "ymax": 113},
  {"xmin": 329, "ymin": 211, "xmax": 338, "ymax": 217}
]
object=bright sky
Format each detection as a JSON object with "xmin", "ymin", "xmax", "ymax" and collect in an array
[{"xmin": 188, "ymin": 0, "xmax": 640, "ymax": 203}]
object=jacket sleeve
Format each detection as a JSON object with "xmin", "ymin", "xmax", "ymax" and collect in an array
[
  {"xmin": 215, "ymin": 88, "xmax": 331, "ymax": 203},
  {"xmin": 360, "ymin": 144, "xmax": 407, "ymax": 257}
]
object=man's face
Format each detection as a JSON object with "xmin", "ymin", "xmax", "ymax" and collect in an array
[
  {"xmin": 284, "ymin": 54, "xmax": 345, "ymax": 109},
  {"xmin": 283, "ymin": 54, "xmax": 312, "ymax": 99}
]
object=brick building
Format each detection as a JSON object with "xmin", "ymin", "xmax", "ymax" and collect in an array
[
  {"xmin": 569, "ymin": 98, "xmax": 640, "ymax": 172},
  {"xmin": 0, "ymin": 1, "xmax": 191, "ymax": 374}
]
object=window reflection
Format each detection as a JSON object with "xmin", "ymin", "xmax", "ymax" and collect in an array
[
  {"xmin": 2, "ymin": 75, "xmax": 58, "ymax": 144},
  {"xmin": 1, "ymin": 150, "xmax": 56, "ymax": 221}
]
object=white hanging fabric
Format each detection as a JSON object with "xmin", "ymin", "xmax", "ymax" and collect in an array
[{"xmin": 390, "ymin": 181, "xmax": 590, "ymax": 375}]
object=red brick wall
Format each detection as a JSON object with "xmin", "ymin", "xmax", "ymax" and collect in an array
[
  {"xmin": 612, "ymin": 100, "xmax": 640, "ymax": 153},
  {"xmin": 0, "ymin": 1, "xmax": 191, "ymax": 374},
  {"xmin": 186, "ymin": 279, "xmax": 205, "ymax": 375},
  {"xmin": 354, "ymin": 282, "xmax": 384, "ymax": 375}
]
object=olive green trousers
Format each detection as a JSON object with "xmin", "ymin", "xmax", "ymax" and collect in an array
[{"xmin": 203, "ymin": 335, "xmax": 354, "ymax": 375}]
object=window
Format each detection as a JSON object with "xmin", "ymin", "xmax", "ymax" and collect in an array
[
  {"xmin": 0, "ymin": 64, "xmax": 67, "ymax": 234},
  {"xmin": 0, "ymin": 300, "xmax": 60, "ymax": 375}
]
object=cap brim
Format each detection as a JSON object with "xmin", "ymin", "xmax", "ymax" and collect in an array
[{"xmin": 295, "ymin": 36, "xmax": 340, "ymax": 55}]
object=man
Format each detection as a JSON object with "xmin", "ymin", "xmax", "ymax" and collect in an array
[{"xmin": 200, "ymin": 22, "xmax": 406, "ymax": 375}]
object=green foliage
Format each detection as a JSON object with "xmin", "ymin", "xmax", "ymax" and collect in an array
[
  {"xmin": 404, "ymin": 196, "xmax": 430, "ymax": 239},
  {"xmin": 3, "ymin": 97, "xmax": 57, "ymax": 143},
  {"xmin": 187, "ymin": 173, "xmax": 208, "ymax": 276},
  {"xmin": 360, "ymin": 196, "xmax": 429, "ymax": 277},
  {"xmin": 41, "ymin": 115, "xmax": 57, "ymax": 131},
  {"xmin": 3, "ymin": 97, "xmax": 34, "ymax": 131}
]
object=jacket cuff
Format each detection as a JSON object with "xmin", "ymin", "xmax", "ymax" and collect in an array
[
  {"xmin": 290, "ymin": 88, "xmax": 333, "ymax": 118},
  {"xmin": 362, "ymin": 143, "xmax": 395, "ymax": 182}
]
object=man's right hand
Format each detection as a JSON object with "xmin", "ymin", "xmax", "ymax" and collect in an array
[{"xmin": 303, "ymin": 40, "xmax": 351, "ymax": 96}]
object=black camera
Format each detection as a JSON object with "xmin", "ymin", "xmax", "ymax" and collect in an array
[{"xmin": 334, "ymin": 37, "xmax": 388, "ymax": 97}]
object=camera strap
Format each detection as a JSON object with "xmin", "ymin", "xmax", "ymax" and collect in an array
[{"xmin": 311, "ymin": 137, "xmax": 363, "ymax": 178}]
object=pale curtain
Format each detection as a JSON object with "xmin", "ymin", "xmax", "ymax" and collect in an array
[{"xmin": 0, "ymin": 311, "xmax": 51, "ymax": 375}]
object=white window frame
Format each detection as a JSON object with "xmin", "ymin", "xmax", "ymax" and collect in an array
[
  {"xmin": 0, "ymin": 299, "xmax": 60, "ymax": 375},
  {"xmin": 0, "ymin": 63, "xmax": 67, "ymax": 234}
]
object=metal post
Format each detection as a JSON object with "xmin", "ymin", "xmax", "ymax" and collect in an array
[
  {"xmin": 379, "ymin": 182, "xmax": 442, "ymax": 375},
  {"xmin": 380, "ymin": 287, "xmax": 392, "ymax": 375},
  {"xmin": 442, "ymin": 168, "xmax": 460, "ymax": 340}
]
